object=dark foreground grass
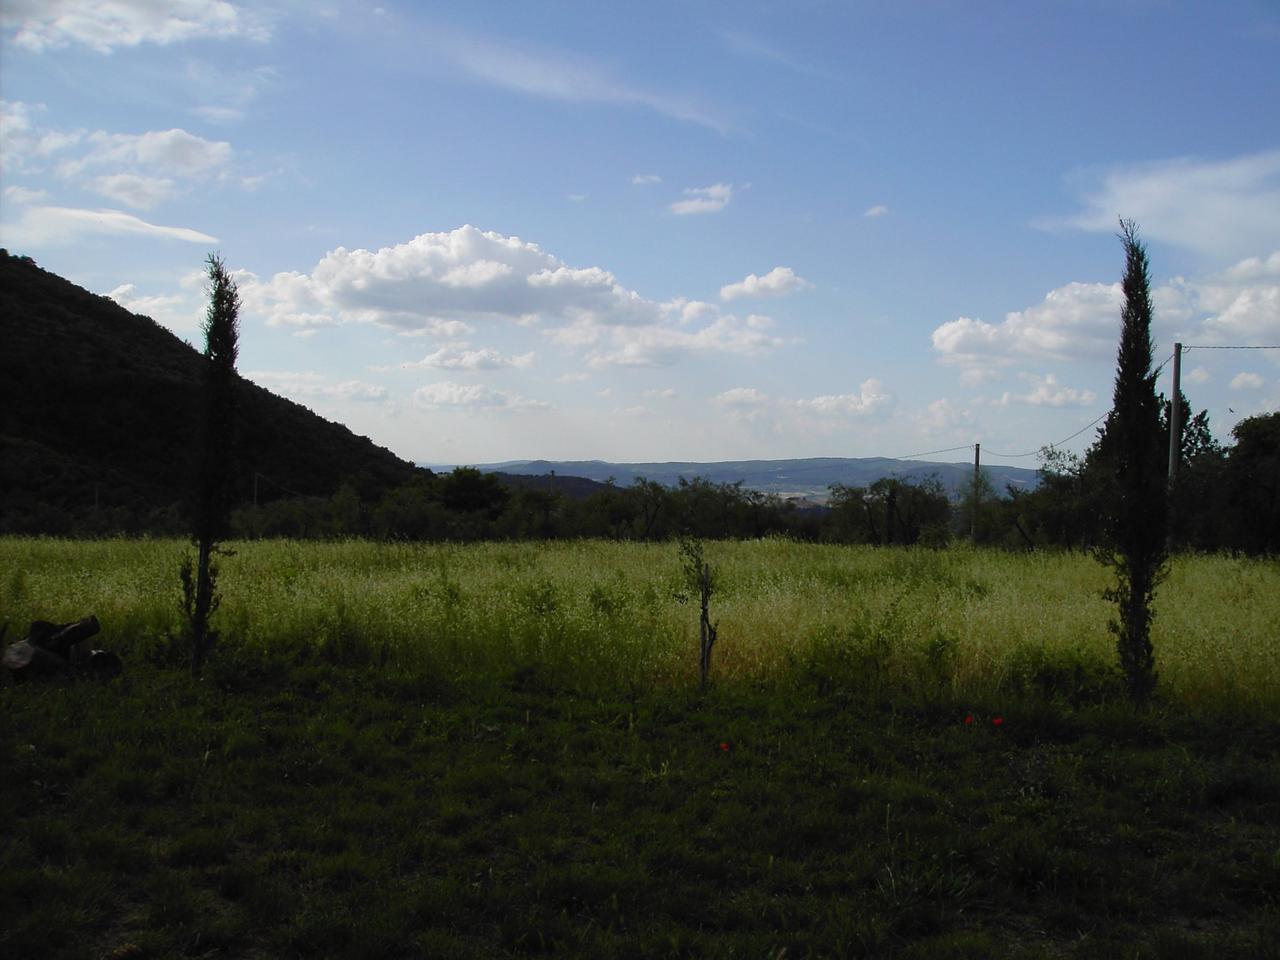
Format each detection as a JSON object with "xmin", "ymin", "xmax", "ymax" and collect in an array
[{"xmin": 2, "ymin": 651, "xmax": 1278, "ymax": 959}]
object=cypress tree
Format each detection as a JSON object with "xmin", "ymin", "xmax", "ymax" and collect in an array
[
  {"xmin": 187, "ymin": 253, "xmax": 240, "ymax": 676},
  {"xmin": 1100, "ymin": 220, "xmax": 1166, "ymax": 703}
]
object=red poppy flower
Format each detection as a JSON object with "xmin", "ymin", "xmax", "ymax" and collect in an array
[
  {"xmin": 992, "ymin": 716, "xmax": 1004, "ymax": 727},
  {"xmin": 719, "ymin": 741, "xmax": 731, "ymax": 752},
  {"xmin": 964, "ymin": 714, "xmax": 974, "ymax": 725}
]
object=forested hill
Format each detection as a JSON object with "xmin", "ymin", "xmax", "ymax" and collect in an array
[{"xmin": 0, "ymin": 250, "xmax": 424, "ymax": 533}]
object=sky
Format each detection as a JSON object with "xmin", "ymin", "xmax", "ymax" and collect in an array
[{"xmin": 2, "ymin": 1, "xmax": 1278, "ymax": 469}]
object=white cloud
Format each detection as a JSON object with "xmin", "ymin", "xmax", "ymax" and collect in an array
[
  {"xmin": 792, "ymin": 379, "xmax": 890, "ymax": 417},
  {"xmin": 556, "ymin": 372, "xmax": 590, "ymax": 383},
  {"xmin": 932, "ymin": 282, "xmax": 1122, "ymax": 365},
  {"xmin": 1000, "ymin": 373, "xmax": 1098, "ymax": 408},
  {"xmin": 670, "ymin": 183, "xmax": 733, "ymax": 215},
  {"xmin": 401, "ymin": 345, "xmax": 534, "ymax": 370},
  {"xmin": 715, "ymin": 387, "xmax": 769, "ymax": 407},
  {"xmin": 2, "ymin": 205, "xmax": 216, "ymax": 245},
  {"xmin": 916, "ymin": 398, "xmax": 976, "ymax": 433},
  {"xmin": 246, "ymin": 370, "xmax": 389, "ymax": 403},
  {"xmin": 631, "ymin": 174, "xmax": 662, "ymax": 185},
  {"xmin": 428, "ymin": 27, "xmax": 726, "ymax": 133},
  {"xmin": 1186, "ymin": 251, "xmax": 1280, "ymax": 345},
  {"xmin": 864, "ymin": 204, "xmax": 889, "ymax": 218},
  {"xmin": 108, "ymin": 282, "xmax": 202, "ymax": 333},
  {"xmin": 1186, "ymin": 366, "xmax": 1210, "ymax": 385},
  {"xmin": 88, "ymin": 173, "xmax": 177, "ymax": 210},
  {"xmin": 413, "ymin": 381, "xmax": 548, "ymax": 412},
  {"xmin": 240, "ymin": 225, "xmax": 789, "ymax": 369},
  {"xmin": 3, "ymin": 184, "xmax": 46, "ymax": 204},
  {"xmin": 65, "ymin": 128, "xmax": 233, "ymax": 180},
  {"xmin": 1, "ymin": 106, "xmax": 234, "ymax": 208},
  {"xmin": 3, "ymin": 0, "xmax": 269, "ymax": 53},
  {"xmin": 720, "ymin": 266, "xmax": 810, "ymax": 301},
  {"xmin": 581, "ymin": 311, "xmax": 785, "ymax": 368},
  {"xmin": 935, "ymin": 252, "xmax": 1280, "ymax": 374},
  {"xmin": 1048, "ymin": 150, "xmax": 1280, "ymax": 261},
  {"xmin": 643, "ymin": 387, "xmax": 677, "ymax": 400},
  {"xmin": 1230, "ymin": 372, "xmax": 1265, "ymax": 390}
]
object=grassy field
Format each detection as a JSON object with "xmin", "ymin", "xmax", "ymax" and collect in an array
[
  {"xmin": 2, "ymin": 538, "xmax": 1279, "ymax": 958},
  {"xmin": 2, "ymin": 538, "xmax": 1278, "ymax": 710}
]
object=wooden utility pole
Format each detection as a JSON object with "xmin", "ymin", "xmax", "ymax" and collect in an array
[
  {"xmin": 971, "ymin": 442, "xmax": 980, "ymax": 542},
  {"xmin": 1167, "ymin": 342, "xmax": 1182, "ymax": 487}
]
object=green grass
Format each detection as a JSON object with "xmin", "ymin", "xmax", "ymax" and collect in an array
[
  {"xmin": 2, "ymin": 539, "xmax": 1279, "ymax": 957},
  {"xmin": 2, "ymin": 538, "xmax": 1278, "ymax": 710}
]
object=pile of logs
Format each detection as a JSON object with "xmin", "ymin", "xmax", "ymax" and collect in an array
[{"xmin": 2, "ymin": 616, "xmax": 122, "ymax": 681}]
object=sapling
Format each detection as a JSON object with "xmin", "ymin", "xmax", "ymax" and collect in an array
[{"xmin": 677, "ymin": 536, "xmax": 719, "ymax": 690}]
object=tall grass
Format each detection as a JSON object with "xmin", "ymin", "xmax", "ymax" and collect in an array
[{"xmin": 2, "ymin": 537, "xmax": 1276, "ymax": 712}]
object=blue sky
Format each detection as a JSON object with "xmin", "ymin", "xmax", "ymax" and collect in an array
[{"xmin": 2, "ymin": 1, "xmax": 1278, "ymax": 467}]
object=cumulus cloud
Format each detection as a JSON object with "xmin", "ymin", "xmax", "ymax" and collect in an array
[
  {"xmin": 1230, "ymin": 372, "xmax": 1265, "ymax": 390},
  {"xmin": 108, "ymin": 281, "xmax": 203, "ymax": 332},
  {"xmin": 239, "ymin": 225, "xmax": 788, "ymax": 369},
  {"xmin": 1000, "ymin": 373, "xmax": 1098, "ymax": 408},
  {"xmin": 65, "ymin": 128, "xmax": 233, "ymax": 181},
  {"xmin": 670, "ymin": 183, "xmax": 733, "ymax": 215},
  {"xmin": 401, "ymin": 345, "xmax": 534, "ymax": 370},
  {"xmin": 3, "ymin": 0, "xmax": 268, "ymax": 53},
  {"xmin": 1048, "ymin": 150, "xmax": 1280, "ymax": 261},
  {"xmin": 1185, "ymin": 251, "xmax": 1280, "ymax": 345},
  {"xmin": 3, "ymin": 205, "xmax": 216, "ymax": 245},
  {"xmin": 2, "ymin": 105, "xmax": 234, "ymax": 209},
  {"xmin": 580, "ymin": 312, "xmax": 785, "ymax": 367},
  {"xmin": 792, "ymin": 379, "xmax": 891, "ymax": 417},
  {"xmin": 631, "ymin": 174, "xmax": 662, "ymax": 185},
  {"xmin": 720, "ymin": 266, "xmax": 810, "ymax": 301},
  {"xmin": 643, "ymin": 387, "xmax": 677, "ymax": 400},
  {"xmin": 932, "ymin": 282, "xmax": 1123, "ymax": 368},
  {"xmin": 1186, "ymin": 366, "xmax": 1210, "ymax": 385},
  {"xmin": 935, "ymin": 251, "xmax": 1280, "ymax": 377},
  {"xmin": 246, "ymin": 371, "xmax": 389, "ymax": 403},
  {"xmin": 413, "ymin": 381, "xmax": 548, "ymax": 412},
  {"xmin": 864, "ymin": 204, "xmax": 889, "ymax": 218}
]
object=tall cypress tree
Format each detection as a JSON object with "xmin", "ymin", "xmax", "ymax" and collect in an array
[
  {"xmin": 187, "ymin": 253, "xmax": 240, "ymax": 675},
  {"xmin": 1100, "ymin": 220, "xmax": 1166, "ymax": 703}
]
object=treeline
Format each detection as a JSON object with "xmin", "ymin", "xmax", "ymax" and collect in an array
[
  {"xmin": 7, "ymin": 412, "xmax": 1276, "ymax": 555},
  {"xmin": 227, "ymin": 409, "xmax": 1279, "ymax": 555}
]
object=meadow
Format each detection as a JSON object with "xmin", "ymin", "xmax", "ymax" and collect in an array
[
  {"xmin": 3, "ymin": 537, "xmax": 1279, "ymax": 711},
  {"xmin": 2, "ymin": 538, "xmax": 1279, "ymax": 958}
]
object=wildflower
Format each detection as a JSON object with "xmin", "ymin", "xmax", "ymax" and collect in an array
[
  {"xmin": 719, "ymin": 741, "xmax": 731, "ymax": 752},
  {"xmin": 963, "ymin": 714, "xmax": 974, "ymax": 725},
  {"xmin": 992, "ymin": 716, "xmax": 1004, "ymax": 728}
]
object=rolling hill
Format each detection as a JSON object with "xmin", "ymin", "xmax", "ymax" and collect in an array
[
  {"xmin": 0, "ymin": 250, "xmax": 425, "ymax": 532},
  {"xmin": 443, "ymin": 456, "xmax": 1041, "ymax": 502}
]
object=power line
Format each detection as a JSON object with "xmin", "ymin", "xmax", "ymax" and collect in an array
[
  {"xmin": 984, "ymin": 410, "xmax": 1111, "ymax": 459},
  {"xmin": 1183, "ymin": 344, "xmax": 1280, "ymax": 351},
  {"xmin": 891, "ymin": 443, "xmax": 975, "ymax": 461}
]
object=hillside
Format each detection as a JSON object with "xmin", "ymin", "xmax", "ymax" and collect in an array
[
  {"xmin": 0, "ymin": 250, "xmax": 425, "ymax": 532},
  {"xmin": 458, "ymin": 456, "xmax": 1041, "ymax": 501}
]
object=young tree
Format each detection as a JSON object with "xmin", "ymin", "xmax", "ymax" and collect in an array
[
  {"xmin": 1098, "ymin": 221, "xmax": 1166, "ymax": 703},
  {"xmin": 185, "ymin": 253, "xmax": 240, "ymax": 675}
]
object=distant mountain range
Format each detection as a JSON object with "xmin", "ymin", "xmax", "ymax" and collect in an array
[{"xmin": 433, "ymin": 457, "xmax": 1041, "ymax": 502}]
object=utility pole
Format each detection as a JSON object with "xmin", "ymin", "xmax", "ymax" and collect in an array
[
  {"xmin": 1167, "ymin": 342, "xmax": 1182, "ymax": 487},
  {"xmin": 971, "ymin": 442, "xmax": 980, "ymax": 542}
]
